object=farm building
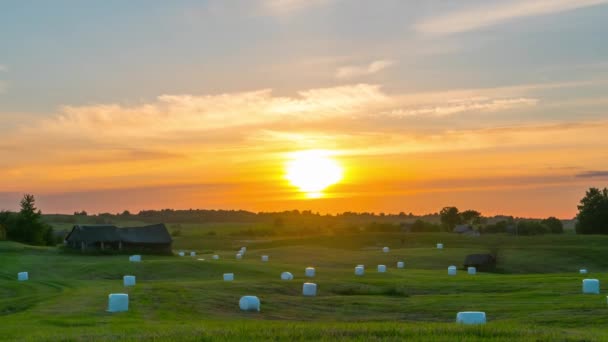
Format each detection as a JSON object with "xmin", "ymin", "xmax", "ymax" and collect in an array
[
  {"xmin": 453, "ymin": 224, "xmax": 480, "ymax": 236},
  {"xmin": 64, "ymin": 223, "xmax": 172, "ymax": 254}
]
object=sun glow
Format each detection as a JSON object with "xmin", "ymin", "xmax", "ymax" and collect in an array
[{"xmin": 285, "ymin": 150, "xmax": 343, "ymax": 198}]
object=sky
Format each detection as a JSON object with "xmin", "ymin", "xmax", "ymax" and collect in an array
[{"xmin": 1, "ymin": 0, "xmax": 608, "ymax": 218}]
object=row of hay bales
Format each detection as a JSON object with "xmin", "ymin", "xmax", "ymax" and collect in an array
[{"xmin": 13, "ymin": 243, "xmax": 603, "ymax": 325}]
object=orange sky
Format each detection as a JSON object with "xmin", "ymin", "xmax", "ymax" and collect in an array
[{"xmin": 2, "ymin": 1, "xmax": 608, "ymax": 218}]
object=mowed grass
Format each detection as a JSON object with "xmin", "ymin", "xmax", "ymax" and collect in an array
[{"xmin": 2, "ymin": 232, "xmax": 608, "ymax": 341}]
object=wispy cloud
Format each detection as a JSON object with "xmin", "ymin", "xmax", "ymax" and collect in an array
[
  {"xmin": 415, "ymin": 0, "xmax": 608, "ymax": 35},
  {"xmin": 335, "ymin": 60, "xmax": 394, "ymax": 79},
  {"xmin": 385, "ymin": 97, "xmax": 538, "ymax": 117},
  {"xmin": 576, "ymin": 170, "xmax": 608, "ymax": 178},
  {"xmin": 262, "ymin": 0, "xmax": 332, "ymax": 15}
]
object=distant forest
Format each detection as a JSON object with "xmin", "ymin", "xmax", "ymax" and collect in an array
[{"xmin": 41, "ymin": 207, "xmax": 574, "ymax": 237}]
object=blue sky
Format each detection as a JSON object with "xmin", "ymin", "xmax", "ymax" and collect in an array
[{"xmin": 1, "ymin": 0, "xmax": 608, "ymax": 216}]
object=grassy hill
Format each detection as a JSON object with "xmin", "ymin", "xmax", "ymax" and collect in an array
[{"xmin": 1, "ymin": 230, "xmax": 607, "ymax": 341}]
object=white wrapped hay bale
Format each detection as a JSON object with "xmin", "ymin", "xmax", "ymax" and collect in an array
[
  {"xmin": 178, "ymin": 251, "xmax": 185, "ymax": 257},
  {"xmin": 437, "ymin": 243, "xmax": 444, "ymax": 249},
  {"xmin": 107, "ymin": 293, "xmax": 129, "ymax": 312},
  {"xmin": 261, "ymin": 255, "xmax": 269, "ymax": 262},
  {"xmin": 355, "ymin": 266, "xmax": 364, "ymax": 276},
  {"xmin": 580, "ymin": 269, "xmax": 588, "ymax": 274},
  {"xmin": 583, "ymin": 279, "xmax": 600, "ymax": 294},
  {"xmin": 17, "ymin": 272, "xmax": 28, "ymax": 281},
  {"xmin": 456, "ymin": 311, "xmax": 486, "ymax": 325},
  {"xmin": 129, "ymin": 255, "xmax": 141, "ymax": 262},
  {"xmin": 448, "ymin": 265, "xmax": 457, "ymax": 276},
  {"xmin": 281, "ymin": 272, "xmax": 294, "ymax": 280},
  {"xmin": 224, "ymin": 273, "xmax": 234, "ymax": 281},
  {"xmin": 123, "ymin": 275, "xmax": 136, "ymax": 287},
  {"xmin": 239, "ymin": 296, "xmax": 260, "ymax": 312},
  {"xmin": 382, "ymin": 247, "xmax": 390, "ymax": 253},
  {"xmin": 357, "ymin": 264, "xmax": 365, "ymax": 270},
  {"xmin": 397, "ymin": 261, "xmax": 404, "ymax": 269},
  {"xmin": 190, "ymin": 251, "xmax": 196, "ymax": 257},
  {"xmin": 468, "ymin": 267, "xmax": 477, "ymax": 275},
  {"xmin": 212, "ymin": 255, "xmax": 220, "ymax": 260},
  {"xmin": 236, "ymin": 253, "xmax": 242, "ymax": 260},
  {"xmin": 305, "ymin": 267, "xmax": 315, "ymax": 277},
  {"xmin": 241, "ymin": 247, "xmax": 247, "ymax": 253},
  {"xmin": 377, "ymin": 265, "xmax": 387, "ymax": 273},
  {"xmin": 303, "ymin": 282, "xmax": 317, "ymax": 296}
]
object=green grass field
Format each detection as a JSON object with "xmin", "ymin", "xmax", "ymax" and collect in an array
[{"xmin": 2, "ymin": 229, "xmax": 608, "ymax": 341}]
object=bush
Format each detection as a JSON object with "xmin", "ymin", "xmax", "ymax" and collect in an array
[
  {"xmin": 515, "ymin": 221, "xmax": 548, "ymax": 235},
  {"xmin": 410, "ymin": 219, "xmax": 441, "ymax": 232},
  {"xmin": 542, "ymin": 217, "xmax": 564, "ymax": 234}
]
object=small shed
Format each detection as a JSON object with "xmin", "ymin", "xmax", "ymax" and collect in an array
[{"xmin": 463, "ymin": 254, "xmax": 496, "ymax": 271}]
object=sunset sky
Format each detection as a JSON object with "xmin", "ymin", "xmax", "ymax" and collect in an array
[{"xmin": 1, "ymin": 0, "xmax": 608, "ymax": 218}]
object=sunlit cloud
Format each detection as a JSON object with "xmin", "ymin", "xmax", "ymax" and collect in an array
[
  {"xmin": 415, "ymin": 0, "xmax": 608, "ymax": 35},
  {"xmin": 262, "ymin": 0, "xmax": 333, "ymax": 15},
  {"xmin": 385, "ymin": 97, "xmax": 538, "ymax": 117},
  {"xmin": 335, "ymin": 60, "xmax": 394, "ymax": 79}
]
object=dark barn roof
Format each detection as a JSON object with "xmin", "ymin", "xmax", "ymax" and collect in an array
[
  {"xmin": 120, "ymin": 224, "xmax": 172, "ymax": 244},
  {"xmin": 65, "ymin": 224, "xmax": 171, "ymax": 244},
  {"xmin": 65, "ymin": 225, "xmax": 120, "ymax": 243}
]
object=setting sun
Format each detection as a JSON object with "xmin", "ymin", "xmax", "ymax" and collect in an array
[{"xmin": 285, "ymin": 150, "xmax": 343, "ymax": 198}]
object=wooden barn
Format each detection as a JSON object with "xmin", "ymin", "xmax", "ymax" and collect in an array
[{"xmin": 65, "ymin": 223, "xmax": 172, "ymax": 254}]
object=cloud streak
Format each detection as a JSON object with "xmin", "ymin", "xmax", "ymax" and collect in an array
[
  {"xmin": 576, "ymin": 170, "xmax": 608, "ymax": 178},
  {"xmin": 335, "ymin": 60, "xmax": 394, "ymax": 79},
  {"xmin": 415, "ymin": 0, "xmax": 608, "ymax": 35},
  {"xmin": 262, "ymin": 0, "xmax": 332, "ymax": 15},
  {"xmin": 385, "ymin": 97, "xmax": 538, "ymax": 117}
]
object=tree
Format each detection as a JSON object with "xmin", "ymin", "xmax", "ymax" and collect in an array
[
  {"xmin": 542, "ymin": 217, "xmax": 564, "ymax": 234},
  {"xmin": 4, "ymin": 194, "xmax": 56, "ymax": 246},
  {"xmin": 20, "ymin": 194, "xmax": 41, "ymax": 222},
  {"xmin": 440, "ymin": 207, "xmax": 461, "ymax": 231},
  {"xmin": 460, "ymin": 210, "xmax": 482, "ymax": 224},
  {"xmin": 576, "ymin": 187, "xmax": 608, "ymax": 234}
]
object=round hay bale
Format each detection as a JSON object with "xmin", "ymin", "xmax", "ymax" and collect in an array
[
  {"xmin": 456, "ymin": 311, "xmax": 486, "ymax": 324},
  {"xmin": 468, "ymin": 267, "xmax": 477, "ymax": 275},
  {"xmin": 17, "ymin": 272, "xmax": 28, "ymax": 281},
  {"xmin": 397, "ymin": 261, "xmax": 405, "ymax": 269},
  {"xmin": 305, "ymin": 267, "xmax": 315, "ymax": 277},
  {"xmin": 236, "ymin": 253, "xmax": 242, "ymax": 260},
  {"xmin": 303, "ymin": 282, "xmax": 317, "ymax": 296},
  {"xmin": 129, "ymin": 255, "xmax": 141, "ymax": 262},
  {"xmin": 212, "ymin": 255, "xmax": 220, "ymax": 260},
  {"xmin": 377, "ymin": 265, "xmax": 387, "ymax": 273},
  {"xmin": 281, "ymin": 272, "xmax": 294, "ymax": 280},
  {"xmin": 580, "ymin": 269, "xmax": 588, "ymax": 274},
  {"xmin": 261, "ymin": 255, "xmax": 269, "ymax": 262},
  {"xmin": 107, "ymin": 293, "xmax": 129, "ymax": 312},
  {"xmin": 448, "ymin": 265, "xmax": 457, "ymax": 276},
  {"xmin": 583, "ymin": 279, "xmax": 600, "ymax": 294},
  {"xmin": 437, "ymin": 243, "xmax": 444, "ymax": 249},
  {"xmin": 190, "ymin": 251, "xmax": 196, "ymax": 257},
  {"xmin": 382, "ymin": 247, "xmax": 390, "ymax": 253},
  {"xmin": 178, "ymin": 251, "xmax": 185, "ymax": 257},
  {"xmin": 355, "ymin": 266, "xmax": 364, "ymax": 276},
  {"xmin": 224, "ymin": 273, "xmax": 234, "ymax": 281},
  {"xmin": 239, "ymin": 296, "xmax": 260, "ymax": 312},
  {"xmin": 123, "ymin": 275, "xmax": 136, "ymax": 287}
]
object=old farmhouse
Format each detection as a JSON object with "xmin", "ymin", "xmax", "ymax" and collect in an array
[{"xmin": 65, "ymin": 223, "xmax": 172, "ymax": 254}]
